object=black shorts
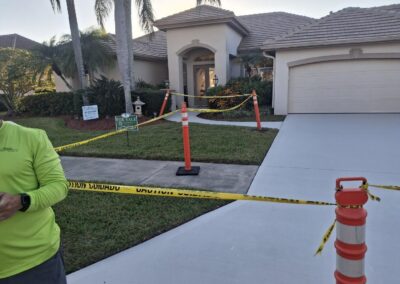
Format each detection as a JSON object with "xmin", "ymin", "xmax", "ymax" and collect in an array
[{"xmin": 0, "ymin": 249, "xmax": 66, "ymax": 284}]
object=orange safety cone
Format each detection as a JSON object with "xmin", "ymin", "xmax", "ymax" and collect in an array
[
  {"xmin": 334, "ymin": 177, "xmax": 368, "ymax": 284},
  {"xmin": 176, "ymin": 102, "xmax": 200, "ymax": 176},
  {"xmin": 159, "ymin": 89, "xmax": 170, "ymax": 116},
  {"xmin": 252, "ymin": 90, "xmax": 262, "ymax": 130}
]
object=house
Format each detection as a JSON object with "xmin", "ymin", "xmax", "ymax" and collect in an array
[
  {"xmin": 0, "ymin": 33, "xmax": 40, "ymax": 50},
  {"xmin": 86, "ymin": 5, "xmax": 314, "ymax": 109},
  {"xmin": 54, "ymin": 4, "xmax": 400, "ymax": 113},
  {"xmin": 262, "ymin": 4, "xmax": 400, "ymax": 114}
]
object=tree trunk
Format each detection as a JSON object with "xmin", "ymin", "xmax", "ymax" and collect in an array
[
  {"xmin": 66, "ymin": 0, "xmax": 89, "ymax": 105},
  {"xmin": 114, "ymin": 0, "xmax": 134, "ymax": 114},
  {"xmin": 124, "ymin": 0, "xmax": 135, "ymax": 91}
]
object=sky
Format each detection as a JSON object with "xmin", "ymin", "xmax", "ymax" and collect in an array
[{"xmin": 0, "ymin": 0, "xmax": 398, "ymax": 43}]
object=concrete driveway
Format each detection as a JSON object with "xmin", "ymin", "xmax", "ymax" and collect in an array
[{"xmin": 68, "ymin": 114, "xmax": 400, "ymax": 284}]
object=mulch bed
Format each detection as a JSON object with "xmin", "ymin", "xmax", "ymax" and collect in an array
[{"xmin": 63, "ymin": 116, "xmax": 164, "ymax": 131}]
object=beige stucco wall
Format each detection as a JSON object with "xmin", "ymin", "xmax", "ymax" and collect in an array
[
  {"xmin": 166, "ymin": 24, "xmax": 243, "ymax": 109},
  {"xmin": 273, "ymin": 42, "xmax": 400, "ymax": 114},
  {"xmin": 102, "ymin": 59, "xmax": 168, "ymax": 85},
  {"xmin": 55, "ymin": 59, "xmax": 168, "ymax": 92}
]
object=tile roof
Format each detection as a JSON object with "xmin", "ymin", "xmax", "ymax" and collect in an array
[
  {"xmin": 109, "ymin": 31, "xmax": 167, "ymax": 60},
  {"xmin": 262, "ymin": 4, "xmax": 400, "ymax": 51},
  {"xmin": 155, "ymin": 5, "xmax": 235, "ymax": 28},
  {"xmin": 0, "ymin": 34, "xmax": 40, "ymax": 50},
  {"xmin": 237, "ymin": 12, "xmax": 315, "ymax": 51}
]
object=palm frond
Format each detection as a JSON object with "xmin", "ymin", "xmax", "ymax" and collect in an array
[
  {"xmin": 135, "ymin": 0, "xmax": 155, "ymax": 34},
  {"xmin": 196, "ymin": 0, "xmax": 221, "ymax": 6},
  {"xmin": 95, "ymin": 0, "xmax": 113, "ymax": 30},
  {"xmin": 49, "ymin": 0, "xmax": 62, "ymax": 12}
]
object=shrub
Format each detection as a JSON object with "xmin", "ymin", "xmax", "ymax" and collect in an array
[
  {"xmin": 19, "ymin": 92, "xmax": 82, "ymax": 116},
  {"xmin": 131, "ymin": 89, "xmax": 169, "ymax": 116},
  {"xmin": 86, "ymin": 77, "xmax": 124, "ymax": 117},
  {"xmin": 0, "ymin": 97, "xmax": 6, "ymax": 112},
  {"xmin": 207, "ymin": 78, "xmax": 272, "ymax": 110}
]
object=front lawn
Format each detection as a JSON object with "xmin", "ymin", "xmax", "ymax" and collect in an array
[
  {"xmin": 55, "ymin": 190, "xmax": 228, "ymax": 273},
  {"xmin": 12, "ymin": 117, "xmax": 278, "ymax": 165}
]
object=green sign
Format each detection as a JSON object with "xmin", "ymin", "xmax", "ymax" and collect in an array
[{"xmin": 115, "ymin": 115, "xmax": 138, "ymax": 131}]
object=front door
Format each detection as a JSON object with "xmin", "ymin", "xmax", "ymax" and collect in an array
[{"xmin": 194, "ymin": 65, "xmax": 215, "ymax": 107}]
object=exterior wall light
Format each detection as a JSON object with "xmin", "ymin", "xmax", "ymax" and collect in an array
[{"xmin": 213, "ymin": 74, "xmax": 219, "ymax": 87}]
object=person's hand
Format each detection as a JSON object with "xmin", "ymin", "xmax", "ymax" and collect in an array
[{"xmin": 0, "ymin": 193, "xmax": 22, "ymax": 221}]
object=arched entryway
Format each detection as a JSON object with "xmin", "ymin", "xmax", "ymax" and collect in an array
[{"xmin": 180, "ymin": 46, "xmax": 216, "ymax": 107}]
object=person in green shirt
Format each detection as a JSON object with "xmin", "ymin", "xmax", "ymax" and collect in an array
[{"xmin": 0, "ymin": 120, "xmax": 68, "ymax": 283}]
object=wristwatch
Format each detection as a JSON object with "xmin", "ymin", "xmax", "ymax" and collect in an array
[{"xmin": 19, "ymin": 193, "xmax": 31, "ymax": 212}]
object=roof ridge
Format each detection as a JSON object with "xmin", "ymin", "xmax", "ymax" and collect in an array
[
  {"xmin": 155, "ymin": 4, "xmax": 234, "ymax": 23},
  {"xmin": 237, "ymin": 11, "xmax": 314, "ymax": 20},
  {"xmin": 365, "ymin": 4, "xmax": 400, "ymax": 20},
  {"xmin": 263, "ymin": 8, "xmax": 350, "ymax": 46}
]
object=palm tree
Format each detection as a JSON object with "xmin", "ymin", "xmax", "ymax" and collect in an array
[
  {"xmin": 58, "ymin": 29, "xmax": 116, "ymax": 85},
  {"xmin": 49, "ymin": 0, "xmax": 89, "ymax": 104},
  {"xmin": 95, "ymin": 0, "xmax": 154, "ymax": 114},
  {"xmin": 34, "ymin": 36, "xmax": 74, "ymax": 91},
  {"xmin": 94, "ymin": 0, "xmax": 220, "ymax": 114}
]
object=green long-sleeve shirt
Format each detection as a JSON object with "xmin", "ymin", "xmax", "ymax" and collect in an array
[{"xmin": 0, "ymin": 121, "xmax": 68, "ymax": 279}]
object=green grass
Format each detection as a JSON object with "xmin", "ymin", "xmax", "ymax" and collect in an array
[
  {"xmin": 55, "ymin": 190, "xmax": 229, "ymax": 273},
  {"xmin": 12, "ymin": 117, "xmax": 278, "ymax": 165}
]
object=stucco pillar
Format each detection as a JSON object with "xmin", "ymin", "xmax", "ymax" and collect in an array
[
  {"xmin": 215, "ymin": 51, "xmax": 229, "ymax": 85},
  {"xmin": 168, "ymin": 54, "xmax": 184, "ymax": 111},
  {"xmin": 186, "ymin": 60, "xmax": 195, "ymax": 107}
]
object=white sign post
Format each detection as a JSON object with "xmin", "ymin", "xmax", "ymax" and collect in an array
[{"xmin": 82, "ymin": 105, "xmax": 99, "ymax": 121}]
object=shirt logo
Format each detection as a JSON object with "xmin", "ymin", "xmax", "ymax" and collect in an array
[{"xmin": 0, "ymin": 147, "xmax": 17, "ymax": 152}]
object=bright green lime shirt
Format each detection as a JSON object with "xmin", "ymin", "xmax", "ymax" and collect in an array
[{"xmin": 0, "ymin": 121, "xmax": 68, "ymax": 279}]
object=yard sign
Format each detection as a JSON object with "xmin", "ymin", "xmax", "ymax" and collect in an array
[{"xmin": 115, "ymin": 115, "xmax": 139, "ymax": 132}]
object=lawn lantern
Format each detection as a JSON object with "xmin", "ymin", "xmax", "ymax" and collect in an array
[{"xmin": 133, "ymin": 96, "xmax": 145, "ymax": 117}]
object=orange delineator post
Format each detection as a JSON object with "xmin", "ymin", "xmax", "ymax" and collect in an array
[
  {"xmin": 335, "ymin": 177, "xmax": 368, "ymax": 284},
  {"xmin": 159, "ymin": 90, "xmax": 170, "ymax": 116},
  {"xmin": 176, "ymin": 102, "xmax": 200, "ymax": 176},
  {"xmin": 252, "ymin": 90, "xmax": 262, "ymax": 130}
]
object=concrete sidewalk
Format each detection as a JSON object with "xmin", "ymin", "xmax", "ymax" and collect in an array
[
  {"xmin": 166, "ymin": 112, "xmax": 282, "ymax": 129},
  {"xmin": 62, "ymin": 156, "xmax": 258, "ymax": 194}
]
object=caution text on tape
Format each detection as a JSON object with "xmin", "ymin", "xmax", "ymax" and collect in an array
[{"xmin": 68, "ymin": 181, "xmax": 336, "ymax": 206}]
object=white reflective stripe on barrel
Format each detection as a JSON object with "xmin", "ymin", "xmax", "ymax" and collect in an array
[
  {"xmin": 182, "ymin": 113, "xmax": 188, "ymax": 119},
  {"xmin": 336, "ymin": 255, "xmax": 364, "ymax": 278},
  {"xmin": 182, "ymin": 121, "xmax": 189, "ymax": 126},
  {"xmin": 336, "ymin": 222, "xmax": 365, "ymax": 244}
]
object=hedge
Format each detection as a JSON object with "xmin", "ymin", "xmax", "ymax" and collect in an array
[
  {"xmin": 18, "ymin": 90, "xmax": 169, "ymax": 118},
  {"xmin": 132, "ymin": 89, "xmax": 169, "ymax": 117},
  {"xmin": 19, "ymin": 92, "xmax": 81, "ymax": 116}
]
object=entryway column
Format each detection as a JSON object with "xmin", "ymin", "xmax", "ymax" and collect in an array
[
  {"xmin": 215, "ymin": 51, "xmax": 229, "ymax": 86},
  {"xmin": 168, "ymin": 54, "xmax": 185, "ymax": 111}
]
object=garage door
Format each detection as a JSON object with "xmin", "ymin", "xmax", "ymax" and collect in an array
[{"xmin": 288, "ymin": 59, "xmax": 400, "ymax": 113}]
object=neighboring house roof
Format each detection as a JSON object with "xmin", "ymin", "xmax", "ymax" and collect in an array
[
  {"xmin": 0, "ymin": 33, "xmax": 40, "ymax": 50},
  {"xmin": 262, "ymin": 4, "xmax": 400, "ymax": 51},
  {"xmin": 109, "ymin": 31, "xmax": 167, "ymax": 61},
  {"xmin": 237, "ymin": 12, "xmax": 315, "ymax": 51},
  {"xmin": 154, "ymin": 5, "xmax": 249, "ymax": 36}
]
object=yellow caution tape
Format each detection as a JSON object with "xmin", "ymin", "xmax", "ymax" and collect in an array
[
  {"xmin": 54, "ymin": 110, "xmax": 180, "ymax": 153},
  {"xmin": 367, "ymin": 184, "xmax": 400, "ymax": 191},
  {"xmin": 315, "ymin": 219, "xmax": 336, "ymax": 255},
  {"xmin": 171, "ymin": 92, "xmax": 250, "ymax": 99},
  {"xmin": 187, "ymin": 95, "xmax": 252, "ymax": 113},
  {"xmin": 68, "ymin": 181, "xmax": 336, "ymax": 206},
  {"xmin": 360, "ymin": 184, "xmax": 381, "ymax": 202}
]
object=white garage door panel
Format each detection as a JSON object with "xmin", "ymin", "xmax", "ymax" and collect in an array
[{"xmin": 288, "ymin": 60, "xmax": 400, "ymax": 113}]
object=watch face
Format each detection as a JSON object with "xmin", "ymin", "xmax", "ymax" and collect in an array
[{"xmin": 20, "ymin": 194, "xmax": 31, "ymax": 212}]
